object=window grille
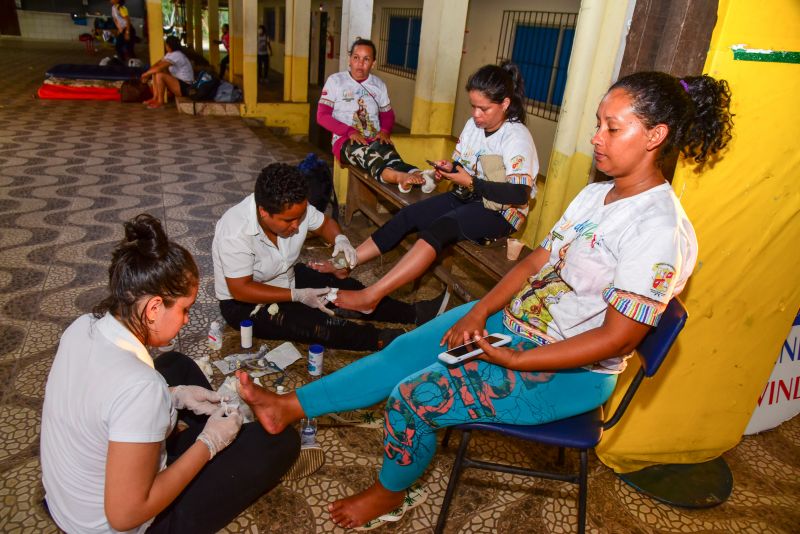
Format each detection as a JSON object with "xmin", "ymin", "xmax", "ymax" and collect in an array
[
  {"xmin": 497, "ymin": 11, "xmax": 577, "ymax": 121},
  {"xmin": 377, "ymin": 8, "xmax": 422, "ymax": 79}
]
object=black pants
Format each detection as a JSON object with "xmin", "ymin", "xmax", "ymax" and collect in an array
[
  {"xmin": 372, "ymin": 191, "xmax": 515, "ymax": 255},
  {"xmin": 219, "ymin": 54, "xmax": 229, "ymax": 79},
  {"xmin": 147, "ymin": 352, "xmax": 300, "ymax": 534},
  {"xmin": 219, "ymin": 263, "xmax": 415, "ymax": 351},
  {"xmin": 257, "ymin": 53, "xmax": 269, "ymax": 80}
]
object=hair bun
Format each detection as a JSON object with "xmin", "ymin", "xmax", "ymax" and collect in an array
[{"xmin": 124, "ymin": 213, "xmax": 168, "ymax": 260}]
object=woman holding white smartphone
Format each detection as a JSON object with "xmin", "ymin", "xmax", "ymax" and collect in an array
[{"xmin": 237, "ymin": 71, "xmax": 733, "ymax": 530}]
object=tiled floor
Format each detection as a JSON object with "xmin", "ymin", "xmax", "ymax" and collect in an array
[{"xmin": 1, "ymin": 38, "xmax": 798, "ymax": 534}]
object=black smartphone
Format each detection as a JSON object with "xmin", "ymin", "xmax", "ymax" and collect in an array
[{"xmin": 425, "ymin": 159, "xmax": 447, "ymax": 171}]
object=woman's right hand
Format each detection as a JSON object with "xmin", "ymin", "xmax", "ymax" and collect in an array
[
  {"xmin": 197, "ymin": 407, "xmax": 243, "ymax": 459},
  {"xmin": 441, "ymin": 308, "xmax": 488, "ymax": 349},
  {"xmin": 348, "ymin": 131, "xmax": 369, "ymax": 145}
]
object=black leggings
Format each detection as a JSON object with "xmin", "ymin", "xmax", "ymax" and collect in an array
[
  {"xmin": 147, "ymin": 352, "xmax": 300, "ymax": 534},
  {"xmin": 371, "ymin": 191, "xmax": 514, "ymax": 255},
  {"xmin": 219, "ymin": 263, "xmax": 415, "ymax": 351}
]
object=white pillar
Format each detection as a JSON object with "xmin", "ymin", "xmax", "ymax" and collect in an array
[{"xmin": 338, "ymin": 0, "xmax": 373, "ymax": 72}]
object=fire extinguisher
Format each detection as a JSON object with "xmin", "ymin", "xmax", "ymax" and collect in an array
[{"xmin": 326, "ymin": 34, "xmax": 335, "ymax": 59}]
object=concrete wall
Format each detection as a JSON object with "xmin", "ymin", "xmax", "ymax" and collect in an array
[{"xmin": 15, "ymin": 10, "xmax": 144, "ymax": 42}]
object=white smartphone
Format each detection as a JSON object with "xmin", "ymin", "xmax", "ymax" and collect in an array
[{"xmin": 437, "ymin": 333, "xmax": 512, "ymax": 365}]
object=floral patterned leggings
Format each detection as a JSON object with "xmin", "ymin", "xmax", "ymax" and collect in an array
[{"xmin": 296, "ymin": 302, "xmax": 617, "ymax": 491}]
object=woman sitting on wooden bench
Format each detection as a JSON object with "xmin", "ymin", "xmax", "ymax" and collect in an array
[{"xmin": 329, "ymin": 62, "xmax": 539, "ymax": 314}]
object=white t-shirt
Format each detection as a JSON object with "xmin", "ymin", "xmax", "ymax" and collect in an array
[
  {"xmin": 503, "ymin": 181, "xmax": 698, "ymax": 374},
  {"xmin": 111, "ymin": 5, "xmax": 129, "ymax": 30},
  {"xmin": 41, "ymin": 313, "xmax": 175, "ymax": 534},
  {"xmin": 212, "ymin": 194, "xmax": 325, "ymax": 300},
  {"xmin": 163, "ymin": 50, "xmax": 194, "ymax": 84},
  {"xmin": 454, "ymin": 118, "xmax": 539, "ymax": 230},
  {"xmin": 319, "ymin": 71, "xmax": 391, "ymax": 147}
]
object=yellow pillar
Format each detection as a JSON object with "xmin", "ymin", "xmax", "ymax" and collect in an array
[
  {"xmin": 208, "ymin": 0, "xmax": 219, "ymax": 67},
  {"xmin": 597, "ymin": 0, "xmax": 800, "ymax": 472},
  {"xmin": 145, "ymin": 0, "xmax": 164, "ymax": 66},
  {"xmin": 526, "ymin": 0, "xmax": 631, "ymax": 247},
  {"xmin": 409, "ymin": 0, "xmax": 468, "ymax": 136},
  {"xmin": 283, "ymin": 0, "xmax": 310, "ymax": 102},
  {"xmin": 230, "ymin": 0, "xmax": 243, "ymax": 82},
  {"xmin": 185, "ymin": 0, "xmax": 194, "ymax": 49},
  {"xmin": 241, "ymin": 0, "xmax": 258, "ymax": 114},
  {"xmin": 193, "ymin": 0, "xmax": 203, "ymax": 55}
]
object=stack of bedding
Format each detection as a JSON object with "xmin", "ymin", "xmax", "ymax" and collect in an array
[{"xmin": 38, "ymin": 64, "xmax": 147, "ymax": 101}]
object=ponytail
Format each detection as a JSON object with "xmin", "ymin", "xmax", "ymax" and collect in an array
[
  {"xmin": 610, "ymin": 71, "xmax": 733, "ymax": 164},
  {"xmin": 466, "ymin": 61, "xmax": 527, "ymax": 125},
  {"xmin": 93, "ymin": 214, "xmax": 198, "ymax": 345}
]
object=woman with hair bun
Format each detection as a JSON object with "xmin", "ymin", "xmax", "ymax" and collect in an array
[
  {"xmin": 331, "ymin": 61, "xmax": 539, "ymax": 314},
  {"xmin": 237, "ymin": 71, "xmax": 733, "ymax": 529},
  {"xmin": 40, "ymin": 214, "xmax": 299, "ymax": 533}
]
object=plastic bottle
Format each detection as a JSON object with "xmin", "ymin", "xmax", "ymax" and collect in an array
[{"xmin": 208, "ymin": 320, "xmax": 223, "ymax": 350}]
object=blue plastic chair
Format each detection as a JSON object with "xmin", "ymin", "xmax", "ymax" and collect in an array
[{"xmin": 434, "ymin": 298, "xmax": 688, "ymax": 534}]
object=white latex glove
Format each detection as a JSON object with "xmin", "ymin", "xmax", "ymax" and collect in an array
[
  {"xmin": 170, "ymin": 385, "xmax": 223, "ymax": 416},
  {"xmin": 332, "ymin": 234, "xmax": 358, "ymax": 268},
  {"xmin": 196, "ymin": 407, "xmax": 243, "ymax": 460},
  {"xmin": 291, "ymin": 286, "xmax": 335, "ymax": 316}
]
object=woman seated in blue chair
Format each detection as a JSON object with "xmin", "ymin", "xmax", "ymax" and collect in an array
[{"xmin": 237, "ymin": 71, "xmax": 733, "ymax": 529}]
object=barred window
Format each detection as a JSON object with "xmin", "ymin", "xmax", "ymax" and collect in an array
[
  {"xmin": 377, "ymin": 8, "xmax": 422, "ymax": 79},
  {"xmin": 498, "ymin": 11, "xmax": 577, "ymax": 121}
]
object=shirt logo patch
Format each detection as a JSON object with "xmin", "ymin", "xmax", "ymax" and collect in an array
[
  {"xmin": 651, "ymin": 263, "xmax": 675, "ymax": 297},
  {"xmin": 511, "ymin": 155, "xmax": 525, "ymax": 170}
]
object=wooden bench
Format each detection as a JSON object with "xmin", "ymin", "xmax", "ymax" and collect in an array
[{"xmin": 343, "ymin": 165, "xmax": 532, "ymax": 301}]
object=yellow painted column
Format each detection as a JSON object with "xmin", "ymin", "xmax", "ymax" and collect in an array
[
  {"xmin": 241, "ymin": 0, "xmax": 258, "ymax": 114},
  {"xmin": 283, "ymin": 0, "xmax": 310, "ymax": 103},
  {"xmin": 185, "ymin": 0, "xmax": 194, "ymax": 49},
  {"xmin": 193, "ymin": 0, "xmax": 203, "ymax": 55},
  {"xmin": 230, "ymin": 0, "xmax": 243, "ymax": 81},
  {"xmin": 145, "ymin": 0, "xmax": 164, "ymax": 65},
  {"xmin": 597, "ymin": 0, "xmax": 800, "ymax": 472},
  {"xmin": 409, "ymin": 0, "xmax": 468, "ymax": 136},
  {"xmin": 208, "ymin": 0, "xmax": 219, "ymax": 67},
  {"xmin": 526, "ymin": 0, "xmax": 631, "ymax": 247}
]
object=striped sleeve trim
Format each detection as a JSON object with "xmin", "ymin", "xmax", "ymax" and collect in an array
[
  {"xmin": 540, "ymin": 233, "xmax": 553, "ymax": 250},
  {"xmin": 319, "ymin": 98, "xmax": 335, "ymax": 108},
  {"xmin": 603, "ymin": 287, "xmax": 666, "ymax": 326},
  {"xmin": 379, "ymin": 104, "xmax": 392, "ymax": 112},
  {"xmin": 507, "ymin": 173, "xmax": 535, "ymax": 189}
]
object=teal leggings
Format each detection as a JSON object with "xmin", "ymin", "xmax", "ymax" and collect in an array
[{"xmin": 296, "ymin": 302, "xmax": 617, "ymax": 491}]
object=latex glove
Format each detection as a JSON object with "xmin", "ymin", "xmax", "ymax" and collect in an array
[
  {"xmin": 196, "ymin": 407, "xmax": 243, "ymax": 460},
  {"xmin": 291, "ymin": 287, "xmax": 335, "ymax": 316},
  {"xmin": 332, "ymin": 234, "xmax": 358, "ymax": 268},
  {"xmin": 170, "ymin": 385, "xmax": 223, "ymax": 416}
]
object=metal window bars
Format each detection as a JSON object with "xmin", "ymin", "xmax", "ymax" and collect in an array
[{"xmin": 377, "ymin": 7, "xmax": 423, "ymax": 79}]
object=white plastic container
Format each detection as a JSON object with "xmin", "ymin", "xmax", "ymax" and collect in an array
[{"xmin": 208, "ymin": 320, "xmax": 223, "ymax": 351}]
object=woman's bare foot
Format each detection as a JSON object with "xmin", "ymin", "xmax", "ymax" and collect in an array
[
  {"xmin": 307, "ymin": 260, "xmax": 349, "ymax": 279},
  {"xmin": 334, "ymin": 288, "xmax": 380, "ymax": 314},
  {"xmin": 235, "ymin": 370, "xmax": 303, "ymax": 434},
  {"xmin": 397, "ymin": 172, "xmax": 425, "ymax": 190},
  {"xmin": 329, "ymin": 481, "xmax": 405, "ymax": 529}
]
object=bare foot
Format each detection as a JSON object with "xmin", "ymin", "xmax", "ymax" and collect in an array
[
  {"xmin": 398, "ymin": 172, "xmax": 426, "ymax": 190},
  {"xmin": 235, "ymin": 370, "xmax": 303, "ymax": 434},
  {"xmin": 307, "ymin": 260, "xmax": 349, "ymax": 280},
  {"xmin": 329, "ymin": 481, "xmax": 405, "ymax": 529},
  {"xmin": 334, "ymin": 289, "xmax": 380, "ymax": 314}
]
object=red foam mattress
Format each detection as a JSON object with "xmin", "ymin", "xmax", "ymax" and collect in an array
[{"xmin": 37, "ymin": 84, "xmax": 120, "ymax": 101}]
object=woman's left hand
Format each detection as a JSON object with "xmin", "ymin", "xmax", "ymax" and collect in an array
[
  {"xmin": 438, "ymin": 165, "xmax": 474, "ymax": 188},
  {"xmin": 473, "ymin": 331, "xmax": 521, "ymax": 368}
]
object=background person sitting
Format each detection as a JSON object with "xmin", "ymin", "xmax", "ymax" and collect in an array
[
  {"xmin": 317, "ymin": 38, "xmax": 427, "ymax": 192},
  {"xmin": 141, "ymin": 36, "xmax": 194, "ymax": 109}
]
